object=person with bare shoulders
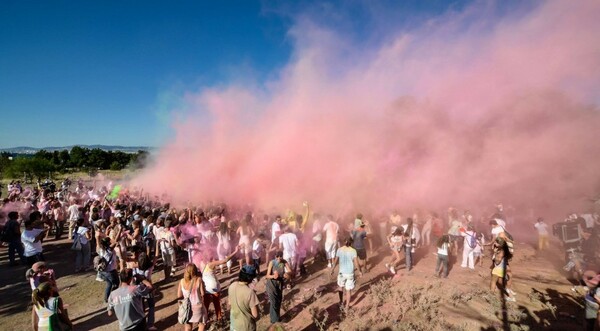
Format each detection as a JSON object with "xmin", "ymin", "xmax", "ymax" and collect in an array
[
  {"xmin": 178, "ymin": 263, "xmax": 208, "ymax": 331},
  {"xmin": 237, "ymin": 214, "xmax": 255, "ymax": 269},
  {"xmin": 202, "ymin": 246, "xmax": 239, "ymax": 321},
  {"xmin": 265, "ymin": 251, "xmax": 292, "ymax": 324}
]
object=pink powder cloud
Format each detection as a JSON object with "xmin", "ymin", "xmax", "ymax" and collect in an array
[{"xmin": 133, "ymin": 0, "xmax": 600, "ymax": 219}]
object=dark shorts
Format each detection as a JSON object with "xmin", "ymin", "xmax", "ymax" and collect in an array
[{"xmin": 355, "ymin": 248, "xmax": 367, "ymax": 260}]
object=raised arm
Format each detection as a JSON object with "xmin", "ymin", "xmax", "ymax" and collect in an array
[{"xmin": 300, "ymin": 201, "xmax": 310, "ymax": 231}]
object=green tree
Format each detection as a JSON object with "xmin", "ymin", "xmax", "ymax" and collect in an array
[
  {"xmin": 70, "ymin": 146, "xmax": 89, "ymax": 168},
  {"xmin": 59, "ymin": 150, "xmax": 71, "ymax": 167},
  {"xmin": 88, "ymin": 148, "xmax": 109, "ymax": 169},
  {"xmin": 34, "ymin": 149, "xmax": 53, "ymax": 161},
  {"xmin": 5, "ymin": 156, "xmax": 55, "ymax": 180},
  {"xmin": 109, "ymin": 161, "xmax": 121, "ymax": 171}
]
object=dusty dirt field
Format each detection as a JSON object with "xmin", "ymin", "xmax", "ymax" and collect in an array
[{"xmin": 0, "ymin": 233, "xmax": 587, "ymax": 331}]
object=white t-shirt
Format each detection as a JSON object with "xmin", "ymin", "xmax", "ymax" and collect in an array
[
  {"xmin": 495, "ymin": 219, "xmax": 506, "ymax": 229},
  {"xmin": 534, "ymin": 222, "xmax": 549, "ymax": 235},
  {"xmin": 437, "ymin": 242, "xmax": 449, "ymax": 256},
  {"xmin": 159, "ymin": 228, "xmax": 175, "ymax": 254},
  {"xmin": 279, "ymin": 232, "xmax": 298, "ymax": 257},
  {"xmin": 75, "ymin": 226, "xmax": 90, "ymax": 245},
  {"xmin": 323, "ymin": 221, "xmax": 339, "ymax": 244},
  {"xmin": 252, "ymin": 239, "xmax": 263, "ymax": 260},
  {"xmin": 67, "ymin": 204, "xmax": 80, "ymax": 221},
  {"xmin": 271, "ymin": 222, "xmax": 281, "ymax": 242},
  {"xmin": 22, "ymin": 229, "xmax": 44, "ymax": 257},
  {"xmin": 491, "ymin": 226, "xmax": 504, "ymax": 238}
]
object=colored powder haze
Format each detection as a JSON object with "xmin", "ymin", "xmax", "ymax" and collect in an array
[{"xmin": 134, "ymin": 0, "xmax": 600, "ymax": 217}]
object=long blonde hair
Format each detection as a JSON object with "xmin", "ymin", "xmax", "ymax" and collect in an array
[
  {"xmin": 32, "ymin": 282, "xmax": 53, "ymax": 307},
  {"xmin": 183, "ymin": 263, "xmax": 198, "ymax": 283}
]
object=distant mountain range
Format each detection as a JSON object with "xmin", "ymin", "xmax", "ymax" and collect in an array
[{"xmin": 0, "ymin": 145, "xmax": 154, "ymax": 154}]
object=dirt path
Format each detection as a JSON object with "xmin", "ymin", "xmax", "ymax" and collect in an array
[{"xmin": 0, "ymin": 236, "xmax": 587, "ymax": 330}]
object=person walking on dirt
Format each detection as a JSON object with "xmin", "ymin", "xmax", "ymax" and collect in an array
[
  {"xmin": 323, "ymin": 215, "xmax": 340, "ymax": 269},
  {"xmin": 107, "ymin": 268, "xmax": 153, "ymax": 331},
  {"xmin": 386, "ymin": 227, "xmax": 405, "ymax": 275},
  {"xmin": 22, "ymin": 218, "xmax": 48, "ymax": 267},
  {"xmin": 265, "ymin": 251, "xmax": 292, "ymax": 324},
  {"xmin": 330, "ymin": 237, "xmax": 362, "ymax": 311},
  {"xmin": 229, "ymin": 265, "xmax": 260, "ymax": 331},
  {"xmin": 4, "ymin": 211, "xmax": 25, "ymax": 266},
  {"xmin": 351, "ymin": 221, "xmax": 369, "ymax": 272},
  {"xmin": 534, "ymin": 218, "xmax": 549, "ymax": 251}
]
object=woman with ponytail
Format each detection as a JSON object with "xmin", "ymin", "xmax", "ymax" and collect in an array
[{"xmin": 31, "ymin": 282, "xmax": 72, "ymax": 331}]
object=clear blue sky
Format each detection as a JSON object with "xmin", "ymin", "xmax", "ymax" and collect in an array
[{"xmin": 0, "ymin": 0, "xmax": 478, "ymax": 148}]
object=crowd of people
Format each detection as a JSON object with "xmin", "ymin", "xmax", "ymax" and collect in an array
[{"xmin": 1, "ymin": 178, "xmax": 600, "ymax": 330}]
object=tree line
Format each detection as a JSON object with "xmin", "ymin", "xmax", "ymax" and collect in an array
[{"xmin": 0, "ymin": 146, "xmax": 149, "ymax": 180}]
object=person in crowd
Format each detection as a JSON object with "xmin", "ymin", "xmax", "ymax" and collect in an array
[
  {"xmin": 330, "ymin": 237, "xmax": 362, "ymax": 311},
  {"xmin": 447, "ymin": 214, "xmax": 463, "ymax": 257},
  {"xmin": 402, "ymin": 218, "xmax": 419, "ymax": 271},
  {"xmin": 128, "ymin": 247, "xmax": 158, "ymax": 331},
  {"xmin": 279, "ymin": 226, "xmax": 299, "ymax": 273},
  {"xmin": 97, "ymin": 237, "xmax": 120, "ymax": 303},
  {"xmin": 229, "ymin": 265, "xmax": 260, "ymax": 331},
  {"xmin": 434, "ymin": 235, "xmax": 451, "ymax": 278},
  {"xmin": 27, "ymin": 261, "xmax": 57, "ymax": 291},
  {"xmin": 202, "ymin": 247, "xmax": 239, "ymax": 322},
  {"xmin": 265, "ymin": 251, "xmax": 292, "ymax": 324},
  {"xmin": 252, "ymin": 233, "xmax": 266, "ymax": 276},
  {"xmin": 237, "ymin": 215, "xmax": 255, "ymax": 269},
  {"xmin": 269, "ymin": 215, "xmax": 283, "ymax": 260},
  {"xmin": 351, "ymin": 220, "xmax": 369, "ymax": 272},
  {"xmin": 490, "ymin": 238, "xmax": 516, "ymax": 302},
  {"xmin": 73, "ymin": 217, "xmax": 92, "ymax": 272},
  {"xmin": 107, "ymin": 268, "xmax": 153, "ymax": 331},
  {"xmin": 67, "ymin": 199, "xmax": 81, "ymax": 239},
  {"xmin": 178, "ymin": 263, "xmax": 207, "ymax": 331},
  {"xmin": 31, "ymin": 281, "xmax": 72, "ymax": 331},
  {"xmin": 323, "ymin": 215, "xmax": 340, "ymax": 268},
  {"xmin": 158, "ymin": 219, "xmax": 177, "ymax": 281},
  {"xmin": 386, "ymin": 227, "xmax": 405, "ymax": 275},
  {"xmin": 4, "ymin": 211, "xmax": 25, "ymax": 266},
  {"xmin": 534, "ymin": 217, "xmax": 549, "ymax": 251},
  {"xmin": 460, "ymin": 225, "xmax": 477, "ymax": 270},
  {"xmin": 216, "ymin": 221, "xmax": 233, "ymax": 275},
  {"xmin": 22, "ymin": 218, "xmax": 48, "ymax": 267},
  {"xmin": 421, "ymin": 214, "xmax": 433, "ymax": 247}
]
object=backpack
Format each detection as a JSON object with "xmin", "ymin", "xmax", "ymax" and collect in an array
[
  {"xmin": 468, "ymin": 232, "xmax": 478, "ymax": 249},
  {"xmin": 94, "ymin": 250, "xmax": 113, "ymax": 272},
  {"xmin": 178, "ymin": 279, "xmax": 194, "ymax": 324}
]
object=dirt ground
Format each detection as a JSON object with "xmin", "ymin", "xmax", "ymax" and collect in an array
[{"xmin": 0, "ymin": 232, "xmax": 589, "ymax": 331}]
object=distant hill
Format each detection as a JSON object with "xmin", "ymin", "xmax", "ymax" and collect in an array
[{"xmin": 0, "ymin": 145, "xmax": 154, "ymax": 154}]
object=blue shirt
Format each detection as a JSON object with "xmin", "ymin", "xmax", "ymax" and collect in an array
[{"xmin": 336, "ymin": 246, "xmax": 357, "ymax": 274}]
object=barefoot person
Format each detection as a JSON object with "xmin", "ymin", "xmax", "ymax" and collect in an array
[{"xmin": 330, "ymin": 237, "xmax": 362, "ymax": 310}]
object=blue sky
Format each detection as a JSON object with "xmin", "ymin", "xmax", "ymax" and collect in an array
[{"xmin": 0, "ymin": 0, "xmax": 477, "ymax": 148}]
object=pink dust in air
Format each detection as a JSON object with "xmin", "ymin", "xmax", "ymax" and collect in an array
[{"xmin": 133, "ymin": 0, "xmax": 600, "ymax": 218}]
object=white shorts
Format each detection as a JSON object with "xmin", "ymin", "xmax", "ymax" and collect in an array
[
  {"xmin": 325, "ymin": 242, "xmax": 337, "ymax": 259},
  {"xmin": 337, "ymin": 273, "xmax": 355, "ymax": 291},
  {"xmin": 283, "ymin": 253, "xmax": 296, "ymax": 266}
]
